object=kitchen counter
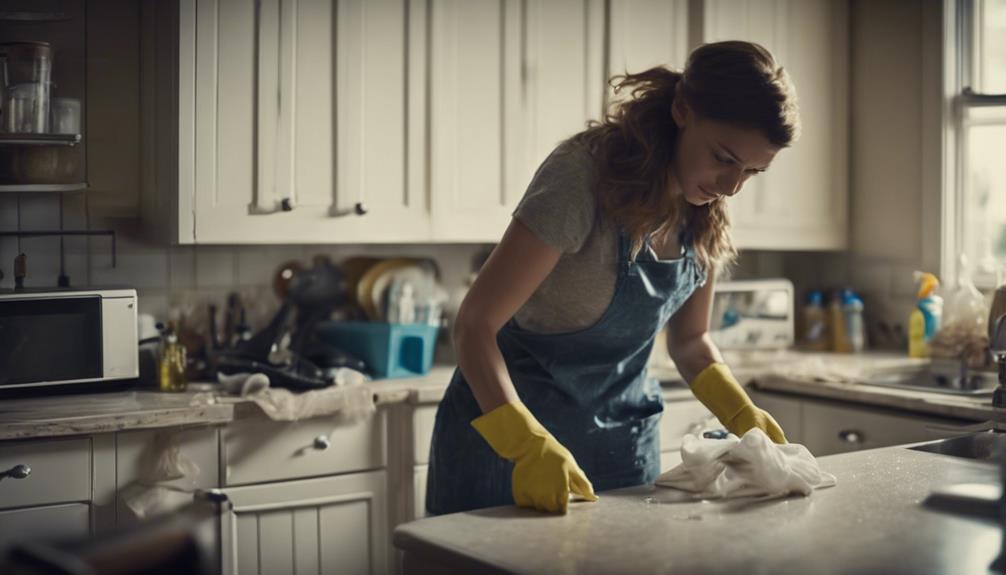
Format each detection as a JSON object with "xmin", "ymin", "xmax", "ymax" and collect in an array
[
  {"xmin": 394, "ymin": 444, "xmax": 1002, "ymax": 574},
  {"xmin": 2, "ymin": 351, "xmax": 997, "ymax": 441},
  {"xmin": 0, "ymin": 389, "xmax": 234, "ymax": 441}
]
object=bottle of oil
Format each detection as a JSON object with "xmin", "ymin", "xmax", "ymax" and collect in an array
[{"xmin": 159, "ymin": 323, "xmax": 188, "ymax": 392}]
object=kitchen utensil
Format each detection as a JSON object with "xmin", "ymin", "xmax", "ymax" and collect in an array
[
  {"xmin": 13, "ymin": 252, "xmax": 25, "ymax": 290},
  {"xmin": 272, "ymin": 259, "xmax": 304, "ymax": 300},
  {"xmin": 51, "ymin": 96, "xmax": 80, "ymax": 134},
  {"xmin": 356, "ymin": 258, "xmax": 416, "ymax": 320},
  {"xmin": 0, "ymin": 42, "xmax": 51, "ymax": 133}
]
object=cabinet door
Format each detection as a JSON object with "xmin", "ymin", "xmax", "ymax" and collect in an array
[
  {"xmin": 180, "ymin": 0, "xmax": 427, "ymax": 243},
  {"xmin": 221, "ymin": 470, "xmax": 388, "ymax": 575},
  {"xmin": 0, "ymin": 503, "xmax": 90, "ymax": 558},
  {"xmin": 702, "ymin": 0, "xmax": 848, "ymax": 250},
  {"xmin": 801, "ymin": 400, "xmax": 964, "ymax": 457},
  {"xmin": 747, "ymin": 388, "xmax": 803, "ymax": 444},
  {"xmin": 608, "ymin": 0, "xmax": 689, "ymax": 76},
  {"xmin": 430, "ymin": 0, "xmax": 604, "ymax": 242}
]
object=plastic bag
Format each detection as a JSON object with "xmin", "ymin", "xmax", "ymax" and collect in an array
[{"xmin": 931, "ymin": 255, "xmax": 989, "ymax": 366}]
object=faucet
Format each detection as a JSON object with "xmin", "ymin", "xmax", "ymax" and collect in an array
[{"xmin": 990, "ymin": 285, "xmax": 1006, "ymax": 408}]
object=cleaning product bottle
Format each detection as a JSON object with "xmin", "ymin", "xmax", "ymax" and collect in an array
[
  {"xmin": 843, "ymin": 290, "xmax": 866, "ymax": 353},
  {"xmin": 159, "ymin": 323, "xmax": 188, "ymax": 392},
  {"xmin": 830, "ymin": 289, "xmax": 851, "ymax": 353},
  {"xmin": 909, "ymin": 272, "xmax": 943, "ymax": 358},
  {"xmin": 800, "ymin": 290, "xmax": 830, "ymax": 351}
]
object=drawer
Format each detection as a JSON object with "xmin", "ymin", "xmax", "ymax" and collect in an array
[
  {"xmin": 801, "ymin": 400, "xmax": 965, "ymax": 457},
  {"xmin": 659, "ymin": 400, "xmax": 714, "ymax": 451},
  {"xmin": 0, "ymin": 503, "xmax": 90, "ymax": 556},
  {"xmin": 0, "ymin": 437, "xmax": 91, "ymax": 510},
  {"xmin": 222, "ymin": 409, "xmax": 387, "ymax": 486},
  {"xmin": 412, "ymin": 406, "xmax": 438, "ymax": 465}
]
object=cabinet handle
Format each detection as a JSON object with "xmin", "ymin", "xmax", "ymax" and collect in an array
[
  {"xmin": 328, "ymin": 202, "xmax": 368, "ymax": 218},
  {"xmin": 248, "ymin": 197, "xmax": 296, "ymax": 215},
  {"xmin": 0, "ymin": 464, "xmax": 31, "ymax": 481},
  {"xmin": 312, "ymin": 435, "xmax": 331, "ymax": 451},
  {"xmin": 838, "ymin": 430, "xmax": 864, "ymax": 445}
]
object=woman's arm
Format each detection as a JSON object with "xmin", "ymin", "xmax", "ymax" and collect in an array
[
  {"xmin": 665, "ymin": 267, "xmax": 723, "ymax": 382},
  {"xmin": 454, "ymin": 218, "xmax": 562, "ymax": 413}
]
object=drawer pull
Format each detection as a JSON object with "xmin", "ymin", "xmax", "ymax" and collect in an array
[
  {"xmin": 0, "ymin": 464, "xmax": 31, "ymax": 481},
  {"xmin": 838, "ymin": 430, "xmax": 864, "ymax": 445},
  {"xmin": 312, "ymin": 436, "xmax": 331, "ymax": 451}
]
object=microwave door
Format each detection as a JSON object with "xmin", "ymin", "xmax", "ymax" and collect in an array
[{"xmin": 0, "ymin": 296, "xmax": 103, "ymax": 386}]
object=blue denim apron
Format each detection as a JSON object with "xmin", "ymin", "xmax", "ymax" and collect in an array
[{"xmin": 426, "ymin": 230, "xmax": 706, "ymax": 515}]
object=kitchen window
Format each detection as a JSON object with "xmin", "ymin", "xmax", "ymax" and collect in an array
[{"xmin": 954, "ymin": 0, "xmax": 1006, "ymax": 288}]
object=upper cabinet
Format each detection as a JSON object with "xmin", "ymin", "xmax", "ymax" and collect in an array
[
  {"xmin": 429, "ymin": 0, "xmax": 605, "ymax": 242},
  {"xmin": 178, "ymin": 0, "xmax": 427, "ymax": 244},
  {"xmin": 171, "ymin": 0, "xmax": 846, "ymax": 248},
  {"xmin": 701, "ymin": 0, "xmax": 849, "ymax": 250}
]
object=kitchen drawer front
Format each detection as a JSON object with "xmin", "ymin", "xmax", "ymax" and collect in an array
[
  {"xmin": 747, "ymin": 389, "xmax": 804, "ymax": 444},
  {"xmin": 412, "ymin": 406, "xmax": 438, "ymax": 465},
  {"xmin": 0, "ymin": 437, "xmax": 91, "ymax": 510},
  {"xmin": 0, "ymin": 503, "xmax": 91, "ymax": 556},
  {"xmin": 222, "ymin": 411, "xmax": 387, "ymax": 486},
  {"xmin": 802, "ymin": 401, "xmax": 964, "ymax": 457},
  {"xmin": 659, "ymin": 400, "xmax": 714, "ymax": 452}
]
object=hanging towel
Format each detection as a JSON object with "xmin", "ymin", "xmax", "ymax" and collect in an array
[{"xmin": 655, "ymin": 428, "xmax": 837, "ymax": 499}]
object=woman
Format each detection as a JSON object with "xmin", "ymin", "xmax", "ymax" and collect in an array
[{"xmin": 427, "ymin": 40, "xmax": 798, "ymax": 515}]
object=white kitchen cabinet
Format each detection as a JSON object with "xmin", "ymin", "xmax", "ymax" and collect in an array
[
  {"xmin": 800, "ymin": 399, "xmax": 965, "ymax": 457},
  {"xmin": 748, "ymin": 387, "xmax": 803, "ymax": 443},
  {"xmin": 0, "ymin": 504, "xmax": 91, "ymax": 557},
  {"xmin": 221, "ymin": 470, "xmax": 388, "ymax": 575},
  {"xmin": 178, "ymin": 0, "xmax": 428, "ymax": 244},
  {"xmin": 700, "ymin": 0, "xmax": 849, "ymax": 250},
  {"xmin": 608, "ymin": 0, "xmax": 690, "ymax": 77},
  {"xmin": 428, "ymin": 0, "xmax": 605, "ymax": 242}
]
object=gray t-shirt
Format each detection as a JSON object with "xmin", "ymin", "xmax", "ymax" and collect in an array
[{"xmin": 512, "ymin": 140, "xmax": 620, "ymax": 334}]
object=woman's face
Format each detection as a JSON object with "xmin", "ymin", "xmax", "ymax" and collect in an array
[{"xmin": 670, "ymin": 97, "xmax": 781, "ymax": 207}]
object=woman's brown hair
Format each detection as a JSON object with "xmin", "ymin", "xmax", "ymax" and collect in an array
[{"xmin": 573, "ymin": 41, "xmax": 800, "ymax": 272}]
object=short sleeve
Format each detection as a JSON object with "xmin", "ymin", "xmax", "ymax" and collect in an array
[{"xmin": 512, "ymin": 141, "xmax": 598, "ymax": 254}]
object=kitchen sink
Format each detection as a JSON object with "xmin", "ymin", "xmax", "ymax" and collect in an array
[
  {"xmin": 863, "ymin": 362, "xmax": 1000, "ymax": 396},
  {"xmin": 909, "ymin": 432, "xmax": 1006, "ymax": 461}
]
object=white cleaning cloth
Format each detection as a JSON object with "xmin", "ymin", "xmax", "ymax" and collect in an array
[{"xmin": 655, "ymin": 428, "xmax": 837, "ymax": 499}]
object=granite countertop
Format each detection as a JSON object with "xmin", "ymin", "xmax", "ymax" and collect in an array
[
  {"xmin": 394, "ymin": 444, "xmax": 1002, "ymax": 574},
  {"xmin": 1, "ymin": 351, "xmax": 998, "ymax": 441},
  {"xmin": 0, "ymin": 390, "xmax": 234, "ymax": 441}
]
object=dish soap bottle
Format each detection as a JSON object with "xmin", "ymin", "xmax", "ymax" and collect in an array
[
  {"xmin": 843, "ymin": 290, "xmax": 866, "ymax": 353},
  {"xmin": 909, "ymin": 272, "xmax": 943, "ymax": 358},
  {"xmin": 159, "ymin": 322, "xmax": 188, "ymax": 392},
  {"xmin": 800, "ymin": 290, "xmax": 830, "ymax": 351}
]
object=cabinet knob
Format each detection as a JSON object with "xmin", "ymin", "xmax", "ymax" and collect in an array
[
  {"xmin": 280, "ymin": 198, "xmax": 294, "ymax": 211},
  {"xmin": 312, "ymin": 435, "xmax": 331, "ymax": 451},
  {"xmin": 838, "ymin": 430, "xmax": 864, "ymax": 445},
  {"xmin": 329, "ymin": 202, "xmax": 367, "ymax": 218},
  {"xmin": 0, "ymin": 464, "xmax": 31, "ymax": 481}
]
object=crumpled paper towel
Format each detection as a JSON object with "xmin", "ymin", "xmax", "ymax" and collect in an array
[
  {"xmin": 656, "ymin": 428, "xmax": 837, "ymax": 500},
  {"xmin": 119, "ymin": 431, "xmax": 201, "ymax": 519},
  {"xmin": 190, "ymin": 368, "xmax": 375, "ymax": 423}
]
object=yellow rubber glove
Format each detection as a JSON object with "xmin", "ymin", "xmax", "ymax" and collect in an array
[
  {"xmin": 689, "ymin": 363, "xmax": 787, "ymax": 444},
  {"xmin": 471, "ymin": 401, "xmax": 598, "ymax": 513}
]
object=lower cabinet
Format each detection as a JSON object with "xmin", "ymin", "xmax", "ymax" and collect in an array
[
  {"xmin": 800, "ymin": 400, "xmax": 965, "ymax": 456},
  {"xmin": 0, "ymin": 503, "xmax": 91, "ymax": 557},
  {"xmin": 221, "ymin": 470, "xmax": 389, "ymax": 575}
]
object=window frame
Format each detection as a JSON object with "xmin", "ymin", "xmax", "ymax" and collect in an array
[{"xmin": 949, "ymin": 0, "xmax": 1006, "ymax": 289}]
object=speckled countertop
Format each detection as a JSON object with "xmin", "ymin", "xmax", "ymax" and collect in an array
[
  {"xmin": 1, "ymin": 351, "xmax": 999, "ymax": 441},
  {"xmin": 0, "ymin": 390, "xmax": 234, "ymax": 441},
  {"xmin": 394, "ymin": 444, "xmax": 1002, "ymax": 575}
]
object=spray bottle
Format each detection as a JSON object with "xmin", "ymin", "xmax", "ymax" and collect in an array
[{"xmin": 909, "ymin": 272, "xmax": 942, "ymax": 358}]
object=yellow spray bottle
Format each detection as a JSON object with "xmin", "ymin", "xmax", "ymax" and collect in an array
[{"xmin": 908, "ymin": 271, "xmax": 942, "ymax": 358}]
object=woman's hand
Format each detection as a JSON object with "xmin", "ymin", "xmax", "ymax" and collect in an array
[{"xmin": 472, "ymin": 401, "xmax": 598, "ymax": 513}]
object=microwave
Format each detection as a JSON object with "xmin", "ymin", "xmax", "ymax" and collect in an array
[{"xmin": 0, "ymin": 288, "xmax": 138, "ymax": 389}]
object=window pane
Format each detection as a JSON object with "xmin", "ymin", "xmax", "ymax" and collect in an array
[
  {"xmin": 976, "ymin": 0, "xmax": 1006, "ymax": 93},
  {"xmin": 963, "ymin": 107, "xmax": 1006, "ymax": 275}
]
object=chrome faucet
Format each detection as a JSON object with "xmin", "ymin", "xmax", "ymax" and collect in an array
[{"xmin": 990, "ymin": 285, "xmax": 1006, "ymax": 408}]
